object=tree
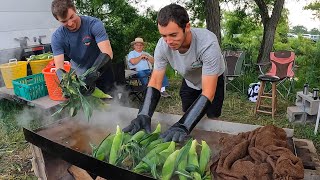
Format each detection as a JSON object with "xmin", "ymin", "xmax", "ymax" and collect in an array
[
  {"xmin": 309, "ymin": 28, "xmax": 320, "ymax": 35},
  {"xmin": 185, "ymin": 0, "xmax": 222, "ymax": 44},
  {"xmin": 253, "ymin": 0, "xmax": 285, "ymax": 63},
  {"xmin": 290, "ymin": 25, "xmax": 308, "ymax": 34},
  {"xmin": 74, "ymin": 0, "xmax": 159, "ymax": 62},
  {"xmin": 304, "ymin": 1, "xmax": 320, "ymax": 20},
  {"xmin": 186, "ymin": 0, "xmax": 286, "ymax": 63}
]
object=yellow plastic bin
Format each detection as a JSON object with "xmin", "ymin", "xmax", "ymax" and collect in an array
[
  {"xmin": 0, "ymin": 59, "xmax": 28, "ymax": 88},
  {"xmin": 29, "ymin": 58, "xmax": 53, "ymax": 74}
]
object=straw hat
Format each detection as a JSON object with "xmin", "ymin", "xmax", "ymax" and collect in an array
[{"xmin": 131, "ymin": 37, "xmax": 145, "ymax": 45}]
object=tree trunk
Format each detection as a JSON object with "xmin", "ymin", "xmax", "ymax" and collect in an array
[
  {"xmin": 205, "ymin": 0, "xmax": 221, "ymax": 45},
  {"xmin": 255, "ymin": 0, "xmax": 285, "ymax": 63}
]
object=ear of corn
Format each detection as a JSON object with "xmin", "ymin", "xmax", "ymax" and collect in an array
[
  {"xmin": 139, "ymin": 133, "xmax": 160, "ymax": 147},
  {"xmin": 145, "ymin": 139, "xmax": 163, "ymax": 152},
  {"xmin": 158, "ymin": 141, "xmax": 175, "ymax": 163},
  {"xmin": 94, "ymin": 134, "xmax": 115, "ymax": 161},
  {"xmin": 153, "ymin": 123, "xmax": 161, "ymax": 134},
  {"xmin": 129, "ymin": 130, "xmax": 146, "ymax": 142},
  {"xmin": 188, "ymin": 139, "xmax": 202, "ymax": 180},
  {"xmin": 161, "ymin": 150, "xmax": 180, "ymax": 180},
  {"xmin": 133, "ymin": 142, "xmax": 171, "ymax": 173},
  {"xmin": 176, "ymin": 139, "xmax": 193, "ymax": 180},
  {"xmin": 199, "ymin": 140, "xmax": 212, "ymax": 176},
  {"xmin": 91, "ymin": 87, "xmax": 112, "ymax": 99},
  {"xmin": 109, "ymin": 125, "xmax": 124, "ymax": 165}
]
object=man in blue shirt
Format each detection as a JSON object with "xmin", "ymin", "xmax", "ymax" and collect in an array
[
  {"xmin": 51, "ymin": 0, "xmax": 114, "ymax": 94},
  {"xmin": 127, "ymin": 37, "xmax": 170, "ymax": 97}
]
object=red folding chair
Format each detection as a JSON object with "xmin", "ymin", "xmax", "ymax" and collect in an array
[{"xmin": 258, "ymin": 51, "xmax": 295, "ymax": 98}]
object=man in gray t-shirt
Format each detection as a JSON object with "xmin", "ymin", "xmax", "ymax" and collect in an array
[{"xmin": 123, "ymin": 4, "xmax": 225, "ymax": 142}]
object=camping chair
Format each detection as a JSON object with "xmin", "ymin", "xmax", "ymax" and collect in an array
[
  {"xmin": 257, "ymin": 50, "xmax": 295, "ymax": 98},
  {"xmin": 223, "ymin": 50, "xmax": 245, "ymax": 93},
  {"xmin": 254, "ymin": 50, "xmax": 295, "ymax": 118},
  {"xmin": 124, "ymin": 56, "xmax": 152, "ymax": 103}
]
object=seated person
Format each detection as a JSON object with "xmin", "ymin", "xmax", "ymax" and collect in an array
[{"xmin": 127, "ymin": 37, "xmax": 170, "ymax": 97}]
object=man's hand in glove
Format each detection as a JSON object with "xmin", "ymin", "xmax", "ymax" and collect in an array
[
  {"xmin": 55, "ymin": 68, "xmax": 67, "ymax": 83},
  {"xmin": 160, "ymin": 94, "xmax": 211, "ymax": 143},
  {"xmin": 123, "ymin": 115, "xmax": 151, "ymax": 134},
  {"xmin": 122, "ymin": 87, "xmax": 161, "ymax": 135},
  {"xmin": 160, "ymin": 123, "xmax": 190, "ymax": 142}
]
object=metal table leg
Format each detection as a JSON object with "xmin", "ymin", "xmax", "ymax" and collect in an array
[{"xmin": 314, "ymin": 103, "xmax": 320, "ymax": 135}]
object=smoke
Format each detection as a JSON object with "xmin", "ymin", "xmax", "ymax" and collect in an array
[{"xmin": 15, "ymin": 106, "xmax": 55, "ymax": 129}]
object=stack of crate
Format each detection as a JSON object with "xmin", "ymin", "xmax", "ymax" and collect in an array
[{"xmin": 287, "ymin": 91, "xmax": 320, "ymax": 123}]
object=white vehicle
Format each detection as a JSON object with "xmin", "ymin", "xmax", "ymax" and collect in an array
[
  {"xmin": 0, "ymin": 0, "xmax": 59, "ymax": 86},
  {"xmin": 287, "ymin": 33, "xmax": 298, "ymax": 38}
]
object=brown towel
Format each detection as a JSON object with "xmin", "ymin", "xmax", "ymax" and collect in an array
[{"xmin": 212, "ymin": 125, "xmax": 304, "ymax": 180}]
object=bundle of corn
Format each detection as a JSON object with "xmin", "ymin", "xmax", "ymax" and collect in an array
[
  {"xmin": 92, "ymin": 124, "xmax": 213, "ymax": 180},
  {"xmin": 27, "ymin": 52, "xmax": 53, "ymax": 61},
  {"xmin": 52, "ymin": 68, "xmax": 111, "ymax": 120}
]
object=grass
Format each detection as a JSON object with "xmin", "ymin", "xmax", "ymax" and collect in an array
[{"xmin": 0, "ymin": 77, "xmax": 319, "ymax": 178}]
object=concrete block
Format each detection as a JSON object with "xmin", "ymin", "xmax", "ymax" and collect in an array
[
  {"xmin": 287, "ymin": 106, "xmax": 317, "ymax": 123},
  {"xmin": 296, "ymin": 91, "xmax": 320, "ymax": 115}
]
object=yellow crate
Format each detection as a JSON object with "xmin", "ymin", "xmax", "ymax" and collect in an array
[
  {"xmin": 29, "ymin": 58, "xmax": 53, "ymax": 74},
  {"xmin": 0, "ymin": 59, "xmax": 28, "ymax": 88}
]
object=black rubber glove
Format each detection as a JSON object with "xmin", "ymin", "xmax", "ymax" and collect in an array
[
  {"xmin": 81, "ymin": 53, "xmax": 111, "ymax": 89},
  {"xmin": 123, "ymin": 87, "xmax": 161, "ymax": 134},
  {"xmin": 161, "ymin": 95, "xmax": 211, "ymax": 142},
  {"xmin": 55, "ymin": 68, "xmax": 67, "ymax": 83}
]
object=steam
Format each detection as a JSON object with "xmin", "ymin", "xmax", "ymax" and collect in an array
[{"xmin": 15, "ymin": 106, "xmax": 55, "ymax": 129}]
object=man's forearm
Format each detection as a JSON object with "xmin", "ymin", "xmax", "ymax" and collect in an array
[{"xmin": 54, "ymin": 55, "xmax": 65, "ymax": 69}]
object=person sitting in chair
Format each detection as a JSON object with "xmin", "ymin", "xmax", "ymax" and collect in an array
[{"xmin": 127, "ymin": 37, "xmax": 171, "ymax": 97}]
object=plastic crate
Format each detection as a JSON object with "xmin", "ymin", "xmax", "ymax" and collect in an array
[
  {"xmin": 12, "ymin": 73, "xmax": 48, "ymax": 100},
  {"xmin": 0, "ymin": 59, "xmax": 28, "ymax": 88},
  {"xmin": 29, "ymin": 58, "xmax": 53, "ymax": 74}
]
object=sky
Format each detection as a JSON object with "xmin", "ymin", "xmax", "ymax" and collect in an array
[{"xmin": 138, "ymin": 0, "xmax": 320, "ymax": 31}]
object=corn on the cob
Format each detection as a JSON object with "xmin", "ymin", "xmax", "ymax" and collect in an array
[
  {"xmin": 129, "ymin": 130, "xmax": 146, "ymax": 142},
  {"xmin": 199, "ymin": 140, "xmax": 211, "ymax": 176},
  {"xmin": 109, "ymin": 125, "xmax": 124, "ymax": 165},
  {"xmin": 94, "ymin": 134, "xmax": 115, "ymax": 161},
  {"xmin": 161, "ymin": 150, "xmax": 180, "ymax": 180},
  {"xmin": 188, "ymin": 139, "xmax": 202, "ymax": 180},
  {"xmin": 91, "ymin": 88, "xmax": 112, "ymax": 99}
]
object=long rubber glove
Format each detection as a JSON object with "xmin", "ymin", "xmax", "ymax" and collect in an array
[
  {"xmin": 80, "ymin": 53, "xmax": 111, "ymax": 95},
  {"xmin": 161, "ymin": 94, "xmax": 211, "ymax": 142},
  {"xmin": 123, "ymin": 87, "xmax": 161, "ymax": 134}
]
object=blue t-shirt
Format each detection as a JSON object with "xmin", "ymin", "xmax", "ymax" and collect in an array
[
  {"xmin": 127, "ymin": 50, "xmax": 151, "ymax": 71},
  {"xmin": 51, "ymin": 16, "xmax": 108, "ymax": 75}
]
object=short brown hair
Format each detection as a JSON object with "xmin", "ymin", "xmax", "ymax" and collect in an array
[
  {"xmin": 51, "ymin": 0, "xmax": 76, "ymax": 20},
  {"xmin": 157, "ymin": 4, "xmax": 189, "ymax": 30}
]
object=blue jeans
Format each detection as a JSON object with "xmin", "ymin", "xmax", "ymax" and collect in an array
[{"xmin": 136, "ymin": 69, "xmax": 169, "ymax": 88}]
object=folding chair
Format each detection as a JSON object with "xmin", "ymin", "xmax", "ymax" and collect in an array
[
  {"xmin": 124, "ymin": 56, "xmax": 150, "ymax": 103},
  {"xmin": 257, "ymin": 50, "xmax": 295, "ymax": 98},
  {"xmin": 223, "ymin": 50, "xmax": 245, "ymax": 93},
  {"xmin": 254, "ymin": 50, "xmax": 295, "ymax": 118}
]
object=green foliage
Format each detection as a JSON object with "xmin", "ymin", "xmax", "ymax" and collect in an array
[
  {"xmin": 290, "ymin": 25, "xmax": 308, "ymax": 35},
  {"xmin": 74, "ymin": 0, "xmax": 159, "ymax": 62},
  {"xmin": 309, "ymin": 28, "xmax": 320, "ymax": 35},
  {"xmin": 304, "ymin": 1, "xmax": 320, "ymax": 20}
]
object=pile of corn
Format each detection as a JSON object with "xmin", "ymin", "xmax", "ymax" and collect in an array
[
  {"xmin": 92, "ymin": 124, "xmax": 212, "ymax": 180},
  {"xmin": 27, "ymin": 52, "xmax": 53, "ymax": 61}
]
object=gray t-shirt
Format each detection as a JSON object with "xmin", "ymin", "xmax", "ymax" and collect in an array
[{"xmin": 154, "ymin": 28, "xmax": 225, "ymax": 90}]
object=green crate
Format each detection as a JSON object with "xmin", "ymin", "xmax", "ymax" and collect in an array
[{"xmin": 12, "ymin": 73, "xmax": 48, "ymax": 101}]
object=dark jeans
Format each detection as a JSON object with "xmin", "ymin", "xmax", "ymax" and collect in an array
[
  {"xmin": 179, "ymin": 74, "xmax": 224, "ymax": 118},
  {"xmin": 136, "ymin": 69, "xmax": 169, "ymax": 88}
]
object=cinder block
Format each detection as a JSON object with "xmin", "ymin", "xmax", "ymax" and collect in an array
[
  {"xmin": 296, "ymin": 91, "xmax": 320, "ymax": 115},
  {"xmin": 287, "ymin": 106, "xmax": 317, "ymax": 123}
]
